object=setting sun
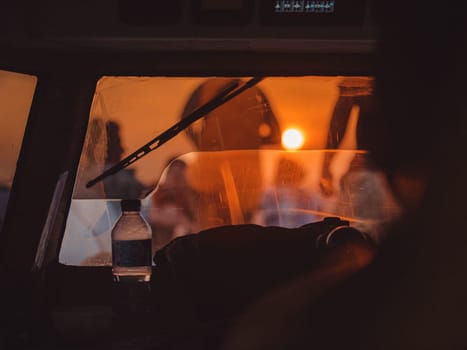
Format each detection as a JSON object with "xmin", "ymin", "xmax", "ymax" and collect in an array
[{"xmin": 281, "ymin": 128, "xmax": 304, "ymax": 150}]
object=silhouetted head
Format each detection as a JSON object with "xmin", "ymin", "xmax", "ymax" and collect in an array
[
  {"xmin": 105, "ymin": 120, "xmax": 125, "ymax": 164},
  {"xmin": 164, "ymin": 159, "xmax": 189, "ymax": 188},
  {"xmin": 358, "ymin": 1, "xmax": 467, "ymax": 209},
  {"xmin": 181, "ymin": 78, "xmax": 281, "ymax": 150},
  {"xmin": 274, "ymin": 157, "xmax": 306, "ymax": 186}
]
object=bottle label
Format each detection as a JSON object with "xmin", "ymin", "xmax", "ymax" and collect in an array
[{"xmin": 112, "ymin": 239, "xmax": 152, "ymax": 267}]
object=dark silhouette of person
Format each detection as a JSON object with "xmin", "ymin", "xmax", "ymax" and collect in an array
[
  {"xmin": 76, "ymin": 118, "xmax": 145, "ymax": 199},
  {"xmin": 102, "ymin": 120, "xmax": 146, "ymax": 199},
  {"xmin": 180, "ymin": 78, "xmax": 282, "ymax": 226},
  {"xmin": 220, "ymin": 2, "xmax": 467, "ymax": 350},
  {"xmin": 320, "ymin": 77, "xmax": 375, "ymax": 197},
  {"xmin": 182, "ymin": 78, "xmax": 281, "ymax": 151},
  {"xmin": 149, "ymin": 158, "xmax": 198, "ymax": 252},
  {"xmin": 145, "ymin": 2, "xmax": 467, "ymax": 349},
  {"xmin": 258, "ymin": 156, "xmax": 320, "ymax": 227}
]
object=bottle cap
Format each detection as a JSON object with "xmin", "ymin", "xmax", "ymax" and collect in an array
[{"xmin": 121, "ymin": 199, "xmax": 141, "ymax": 212}]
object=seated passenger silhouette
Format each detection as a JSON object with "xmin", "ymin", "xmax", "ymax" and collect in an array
[
  {"xmin": 180, "ymin": 78, "xmax": 281, "ymax": 227},
  {"xmin": 256, "ymin": 156, "xmax": 320, "ymax": 227},
  {"xmin": 149, "ymin": 158, "xmax": 198, "ymax": 252},
  {"xmin": 221, "ymin": 3, "xmax": 467, "ymax": 350},
  {"xmin": 103, "ymin": 120, "xmax": 146, "ymax": 199}
]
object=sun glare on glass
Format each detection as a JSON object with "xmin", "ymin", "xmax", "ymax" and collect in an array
[{"xmin": 281, "ymin": 128, "xmax": 304, "ymax": 150}]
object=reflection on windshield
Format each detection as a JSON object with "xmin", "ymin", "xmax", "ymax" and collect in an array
[
  {"xmin": 148, "ymin": 158, "xmax": 199, "ymax": 251},
  {"xmin": 60, "ymin": 150, "xmax": 401, "ymax": 266},
  {"xmin": 254, "ymin": 156, "xmax": 320, "ymax": 228}
]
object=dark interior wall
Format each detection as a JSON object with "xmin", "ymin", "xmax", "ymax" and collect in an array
[{"xmin": 1, "ymin": 0, "xmax": 376, "ymax": 53}]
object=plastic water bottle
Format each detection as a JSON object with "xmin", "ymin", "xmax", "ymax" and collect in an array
[{"xmin": 111, "ymin": 199, "xmax": 152, "ymax": 283}]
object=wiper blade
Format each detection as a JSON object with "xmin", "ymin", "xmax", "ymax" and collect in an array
[{"xmin": 86, "ymin": 76, "xmax": 264, "ymax": 189}]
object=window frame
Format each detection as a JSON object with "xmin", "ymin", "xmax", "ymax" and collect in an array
[{"xmin": 0, "ymin": 49, "xmax": 374, "ymax": 312}]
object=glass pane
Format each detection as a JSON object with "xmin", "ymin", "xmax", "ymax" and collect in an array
[
  {"xmin": 143, "ymin": 150, "xmax": 400, "ymax": 250},
  {"xmin": 60, "ymin": 76, "xmax": 401, "ymax": 266},
  {"xmin": 0, "ymin": 70, "xmax": 37, "ymax": 231}
]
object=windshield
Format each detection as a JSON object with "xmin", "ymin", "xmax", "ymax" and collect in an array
[{"xmin": 59, "ymin": 76, "xmax": 401, "ymax": 266}]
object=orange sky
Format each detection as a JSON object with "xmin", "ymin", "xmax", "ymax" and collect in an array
[
  {"xmin": 0, "ymin": 70, "xmax": 37, "ymax": 187},
  {"xmin": 81, "ymin": 76, "xmax": 356, "ymax": 190}
]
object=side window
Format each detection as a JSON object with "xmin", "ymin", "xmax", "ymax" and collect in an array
[{"xmin": 0, "ymin": 70, "xmax": 37, "ymax": 231}]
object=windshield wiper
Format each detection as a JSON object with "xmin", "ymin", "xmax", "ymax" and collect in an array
[{"xmin": 86, "ymin": 76, "xmax": 264, "ymax": 188}]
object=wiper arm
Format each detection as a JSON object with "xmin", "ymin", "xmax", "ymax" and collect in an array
[{"xmin": 86, "ymin": 76, "xmax": 264, "ymax": 189}]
